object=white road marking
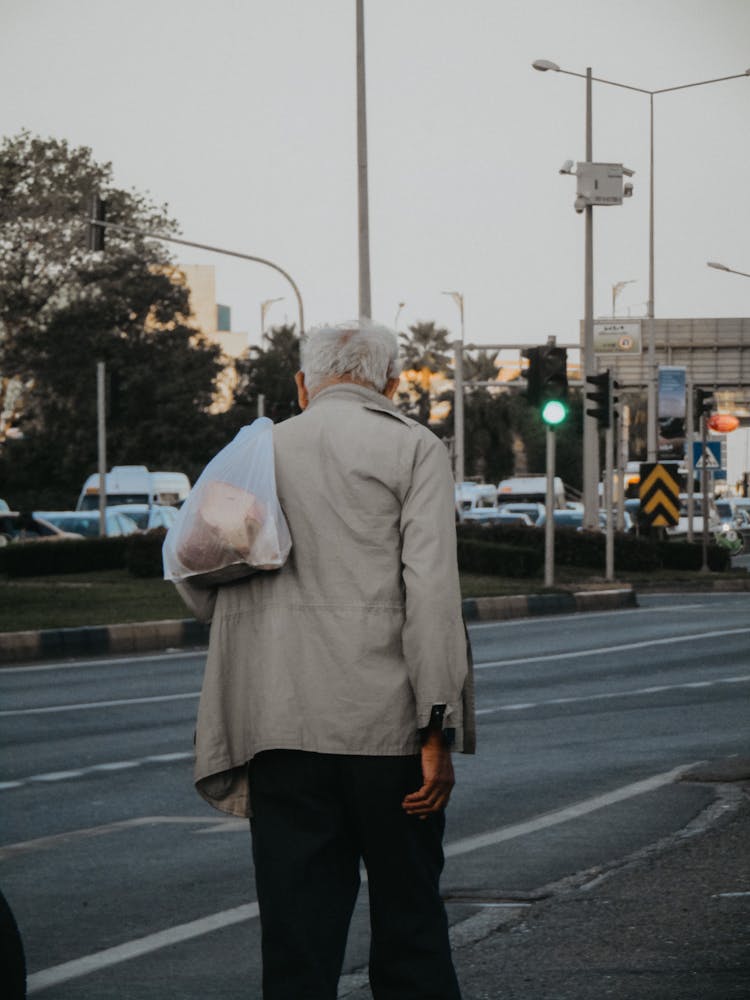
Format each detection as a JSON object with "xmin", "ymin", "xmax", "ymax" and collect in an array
[
  {"xmin": 0, "ymin": 752, "xmax": 193, "ymax": 792},
  {"xmin": 475, "ymin": 674, "xmax": 750, "ymax": 716},
  {"xmin": 442, "ymin": 763, "xmax": 693, "ymax": 858},
  {"xmin": 468, "ymin": 603, "xmax": 706, "ymax": 629},
  {"xmin": 24, "ymin": 764, "xmax": 693, "ymax": 992},
  {"xmin": 474, "ymin": 626, "xmax": 750, "ymax": 670},
  {"xmin": 0, "ymin": 649, "xmax": 206, "ymax": 673},
  {"xmin": 27, "ymin": 903, "xmax": 260, "ymax": 994},
  {"xmin": 0, "ymin": 816, "xmax": 224, "ymax": 861},
  {"xmin": 0, "ymin": 690, "xmax": 200, "ymax": 717}
]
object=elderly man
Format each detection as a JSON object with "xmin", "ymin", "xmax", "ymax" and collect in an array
[{"xmin": 184, "ymin": 321, "xmax": 474, "ymax": 1000}]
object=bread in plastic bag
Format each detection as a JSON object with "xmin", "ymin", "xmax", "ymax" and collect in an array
[{"xmin": 162, "ymin": 418, "xmax": 291, "ymax": 587}]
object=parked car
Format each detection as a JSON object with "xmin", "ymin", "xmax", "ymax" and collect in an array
[
  {"xmin": 0, "ymin": 511, "xmax": 83, "ymax": 545},
  {"xmin": 664, "ymin": 494, "xmax": 720, "ymax": 539},
  {"xmin": 35, "ymin": 510, "xmax": 140, "ymax": 538},
  {"xmin": 461, "ymin": 507, "xmax": 533, "ymax": 527},
  {"xmin": 493, "ymin": 502, "xmax": 545, "ymax": 525},
  {"xmin": 107, "ymin": 504, "xmax": 179, "ymax": 532},
  {"xmin": 536, "ymin": 509, "xmax": 632, "ymax": 532},
  {"xmin": 0, "ymin": 499, "xmax": 9, "ymax": 512}
]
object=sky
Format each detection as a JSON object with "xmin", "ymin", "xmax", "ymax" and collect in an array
[{"xmin": 2, "ymin": 0, "xmax": 749, "ymax": 478}]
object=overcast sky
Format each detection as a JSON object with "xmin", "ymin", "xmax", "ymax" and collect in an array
[{"xmin": 2, "ymin": 0, "xmax": 749, "ymax": 475}]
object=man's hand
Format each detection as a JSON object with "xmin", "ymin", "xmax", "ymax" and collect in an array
[{"xmin": 401, "ymin": 729, "xmax": 455, "ymax": 818}]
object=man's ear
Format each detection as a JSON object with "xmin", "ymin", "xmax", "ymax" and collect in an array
[
  {"xmin": 295, "ymin": 371, "xmax": 309, "ymax": 410},
  {"xmin": 383, "ymin": 376, "xmax": 400, "ymax": 400}
]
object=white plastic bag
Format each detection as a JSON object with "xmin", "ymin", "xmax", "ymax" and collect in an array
[{"xmin": 162, "ymin": 418, "xmax": 291, "ymax": 587}]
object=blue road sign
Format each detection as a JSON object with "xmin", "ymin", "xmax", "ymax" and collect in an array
[{"xmin": 693, "ymin": 441, "xmax": 723, "ymax": 470}]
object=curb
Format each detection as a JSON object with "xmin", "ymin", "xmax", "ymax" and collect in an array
[
  {"xmin": 0, "ymin": 588, "xmax": 637, "ymax": 665},
  {"xmin": 0, "ymin": 618, "xmax": 210, "ymax": 665},
  {"xmin": 461, "ymin": 587, "xmax": 637, "ymax": 622}
]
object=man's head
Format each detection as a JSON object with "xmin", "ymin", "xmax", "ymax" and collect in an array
[{"xmin": 295, "ymin": 321, "xmax": 401, "ymax": 409}]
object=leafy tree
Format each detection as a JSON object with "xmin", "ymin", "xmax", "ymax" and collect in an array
[
  {"xmin": 397, "ymin": 321, "xmax": 453, "ymax": 425},
  {"xmin": 232, "ymin": 324, "xmax": 301, "ymax": 425},
  {"xmin": 0, "ymin": 132, "xmax": 226, "ymax": 509}
]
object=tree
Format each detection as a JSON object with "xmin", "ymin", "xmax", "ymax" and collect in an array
[
  {"xmin": 0, "ymin": 132, "xmax": 226, "ymax": 508},
  {"xmin": 232, "ymin": 324, "xmax": 301, "ymax": 425},
  {"xmin": 397, "ymin": 321, "xmax": 453, "ymax": 425}
]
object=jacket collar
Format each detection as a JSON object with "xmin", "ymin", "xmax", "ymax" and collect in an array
[{"xmin": 306, "ymin": 382, "xmax": 415, "ymax": 425}]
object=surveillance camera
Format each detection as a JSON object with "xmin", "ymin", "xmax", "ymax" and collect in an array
[
  {"xmin": 559, "ymin": 159, "xmax": 574, "ymax": 175},
  {"xmin": 622, "ymin": 166, "xmax": 635, "ymax": 177},
  {"xmin": 623, "ymin": 183, "xmax": 634, "ymax": 198},
  {"xmin": 574, "ymin": 195, "xmax": 587, "ymax": 213}
]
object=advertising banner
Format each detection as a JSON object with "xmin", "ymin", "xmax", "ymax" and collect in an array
[{"xmin": 658, "ymin": 366, "xmax": 687, "ymax": 460}]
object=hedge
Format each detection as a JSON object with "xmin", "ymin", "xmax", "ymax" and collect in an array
[
  {"xmin": 457, "ymin": 538, "xmax": 543, "ymax": 577},
  {"xmin": 0, "ymin": 536, "xmax": 129, "ymax": 577},
  {"xmin": 124, "ymin": 528, "xmax": 168, "ymax": 578}
]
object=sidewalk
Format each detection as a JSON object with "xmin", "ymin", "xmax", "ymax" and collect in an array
[
  {"xmin": 0, "ymin": 588, "xmax": 637, "ymax": 663},
  {"xmin": 452, "ymin": 762, "xmax": 750, "ymax": 1000}
]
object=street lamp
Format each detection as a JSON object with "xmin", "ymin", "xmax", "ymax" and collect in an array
[
  {"xmin": 442, "ymin": 291, "xmax": 465, "ymax": 484},
  {"xmin": 612, "ymin": 280, "xmax": 637, "ymax": 317},
  {"xmin": 261, "ymin": 297, "xmax": 284, "ymax": 336},
  {"xmin": 394, "ymin": 301, "xmax": 406, "ymax": 330},
  {"xmin": 534, "ymin": 59, "xmax": 750, "ymax": 463},
  {"xmin": 707, "ymin": 261, "xmax": 750, "ymax": 279}
]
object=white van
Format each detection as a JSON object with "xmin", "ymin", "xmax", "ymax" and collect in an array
[
  {"xmin": 76, "ymin": 466, "xmax": 191, "ymax": 511},
  {"xmin": 496, "ymin": 475, "xmax": 566, "ymax": 510}
]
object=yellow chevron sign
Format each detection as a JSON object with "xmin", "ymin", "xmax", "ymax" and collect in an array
[{"xmin": 639, "ymin": 462, "xmax": 680, "ymax": 526}]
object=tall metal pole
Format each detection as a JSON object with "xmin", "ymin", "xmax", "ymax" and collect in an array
[
  {"xmin": 646, "ymin": 94, "xmax": 657, "ymax": 461},
  {"xmin": 605, "ymin": 406, "xmax": 614, "ymax": 582},
  {"xmin": 356, "ymin": 0, "xmax": 372, "ymax": 320},
  {"xmin": 453, "ymin": 340, "xmax": 465, "ymax": 484},
  {"xmin": 700, "ymin": 410, "xmax": 710, "ymax": 572},
  {"xmin": 686, "ymin": 380, "xmax": 695, "ymax": 543},
  {"xmin": 96, "ymin": 362, "xmax": 108, "ymax": 538},
  {"xmin": 544, "ymin": 424, "xmax": 556, "ymax": 587},
  {"xmin": 583, "ymin": 67, "xmax": 599, "ymax": 529}
]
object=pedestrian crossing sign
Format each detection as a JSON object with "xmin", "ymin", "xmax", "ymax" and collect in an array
[{"xmin": 693, "ymin": 442, "xmax": 722, "ymax": 470}]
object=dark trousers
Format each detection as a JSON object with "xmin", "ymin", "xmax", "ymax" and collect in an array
[{"xmin": 249, "ymin": 750, "xmax": 462, "ymax": 1000}]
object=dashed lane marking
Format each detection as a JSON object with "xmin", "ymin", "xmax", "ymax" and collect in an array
[
  {"xmin": 475, "ymin": 674, "xmax": 750, "ymax": 716},
  {"xmin": 0, "ymin": 691, "xmax": 200, "ymax": 717},
  {"xmin": 474, "ymin": 626, "xmax": 750, "ymax": 670},
  {"xmin": 0, "ymin": 752, "xmax": 193, "ymax": 792}
]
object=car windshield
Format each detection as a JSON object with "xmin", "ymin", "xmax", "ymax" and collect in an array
[
  {"xmin": 43, "ymin": 514, "xmax": 101, "ymax": 537},
  {"xmin": 123, "ymin": 510, "xmax": 150, "ymax": 529},
  {"xmin": 79, "ymin": 493, "xmax": 149, "ymax": 511}
]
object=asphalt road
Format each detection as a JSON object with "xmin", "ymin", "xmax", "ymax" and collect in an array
[{"xmin": 1, "ymin": 592, "xmax": 748, "ymax": 998}]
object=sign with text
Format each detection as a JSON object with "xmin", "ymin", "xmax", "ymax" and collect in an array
[
  {"xmin": 593, "ymin": 321, "xmax": 642, "ymax": 355},
  {"xmin": 658, "ymin": 366, "xmax": 687, "ymax": 460}
]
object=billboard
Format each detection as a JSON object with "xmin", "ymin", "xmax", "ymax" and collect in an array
[{"xmin": 658, "ymin": 366, "xmax": 687, "ymax": 460}]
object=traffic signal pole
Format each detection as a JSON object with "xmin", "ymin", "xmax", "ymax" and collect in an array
[
  {"xmin": 701, "ymin": 407, "xmax": 710, "ymax": 573},
  {"xmin": 605, "ymin": 399, "xmax": 614, "ymax": 581},
  {"xmin": 545, "ymin": 424, "xmax": 556, "ymax": 587}
]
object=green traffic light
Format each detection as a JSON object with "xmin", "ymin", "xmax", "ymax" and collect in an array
[{"xmin": 541, "ymin": 399, "xmax": 568, "ymax": 426}]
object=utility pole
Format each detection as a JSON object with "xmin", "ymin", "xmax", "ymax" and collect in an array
[
  {"xmin": 356, "ymin": 0, "xmax": 372, "ymax": 320},
  {"xmin": 96, "ymin": 362, "xmax": 108, "ymax": 537}
]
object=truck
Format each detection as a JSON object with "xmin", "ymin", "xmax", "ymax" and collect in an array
[
  {"xmin": 496, "ymin": 475, "xmax": 566, "ymax": 510},
  {"xmin": 76, "ymin": 466, "xmax": 191, "ymax": 511}
]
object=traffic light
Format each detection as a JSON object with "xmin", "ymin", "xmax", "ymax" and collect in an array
[
  {"xmin": 87, "ymin": 193, "xmax": 107, "ymax": 252},
  {"xmin": 521, "ymin": 347, "xmax": 542, "ymax": 406},
  {"xmin": 694, "ymin": 386, "xmax": 715, "ymax": 429},
  {"xmin": 586, "ymin": 370, "xmax": 611, "ymax": 428},
  {"xmin": 523, "ymin": 345, "xmax": 569, "ymax": 424}
]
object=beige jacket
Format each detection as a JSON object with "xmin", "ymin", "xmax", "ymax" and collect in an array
[{"xmin": 180, "ymin": 383, "xmax": 475, "ymax": 817}]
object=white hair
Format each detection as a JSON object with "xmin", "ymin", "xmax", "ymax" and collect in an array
[{"xmin": 300, "ymin": 320, "xmax": 401, "ymax": 393}]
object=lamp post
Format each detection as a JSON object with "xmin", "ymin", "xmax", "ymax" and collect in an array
[
  {"xmin": 707, "ymin": 261, "xmax": 750, "ymax": 280},
  {"xmin": 443, "ymin": 291, "xmax": 465, "ymax": 484},
  {"xmin": 533, "ymin": 60, "xmax": 750, "ymax": 463},
  {"xmin": 612, "ymin": 280, "xmax": 637, "ymax": 317},
  {"xmin": 261, "ymin": 297, "xmax": 284, "ymax": 336},
  {"xmin": 394, "ymin": 301, "xmax": 406, "ymax": 330}
]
